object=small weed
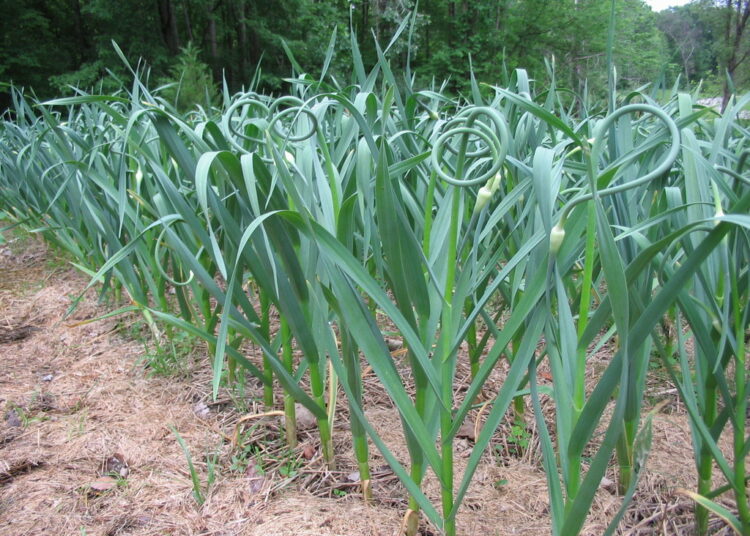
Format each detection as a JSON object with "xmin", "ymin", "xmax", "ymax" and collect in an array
[
  {"xmin": 170, "ymin": 425, "xmax": 207, "ymax": 505},
  {"xmin": 278, "ymin": 458, "xmax": 301, "ymax": 478},
  {"xmin": 494, "ymin": 417, "xmax": 532, "ymax": 460},
  {"xmin": 108, "ymin": 473, "xmax": 129, "ymax": 489},
  {"xmin": 229, "ymin": 452, "xmax": 248, "ymax": 474},
  {"xmin": 133, "ymin": 324, "xmax": 197, "ymax": 377},
  {"xmin": 493, "ymin": 479, "xmax": 509, "ymax": 490},
  {"xmin": 170, "ymin": 426, "xmax": 222, "ymax": 506},
  {"xmin": 67, "ymin": 408, "xmax": 88, "ymax": 439},
  {"xmin": 230, "ymin": 426, "xmax": 263, "ymax": 474},
  {"xmin": 205, "ymin": 449, "xmax": 220, "ymax": 492},
  {"xmin": 6, "ymin": 402, "xmax": 49, "ymax": 427},
  {"xmin": 230, "ymin": 426, "xmax": 302, "ymax": 481},
  {"xmin": 508, "ymin": 419, "xmax": 531, "ymax": 455},
  {"xmin": 224, "ymin": 379, "xmax": 255, "ymax": 414},
  {"xmin": 230, "ymin": 449, "xmax": 258, "ymax": 474}
]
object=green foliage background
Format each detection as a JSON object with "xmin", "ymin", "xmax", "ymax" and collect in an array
[{"xmin": 0, "ymin": 1, "xmax": 746, "ymax": 107}]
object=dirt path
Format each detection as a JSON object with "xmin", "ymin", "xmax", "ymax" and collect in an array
[
  {"xmin": 0, "ymin": 236, "xmax": 726, "ymax": 535},
  {"xmin": 0, "ymin": 237, "xmax": 413, "ymax": 536},
  {"xmin": 0, "ymin": 238, "xmax": 221, "ymax": 534}
]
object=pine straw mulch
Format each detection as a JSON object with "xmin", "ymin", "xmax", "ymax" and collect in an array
[{"xmin": 0, "ymin": 234, "xmax": 740, "ymax": 535}]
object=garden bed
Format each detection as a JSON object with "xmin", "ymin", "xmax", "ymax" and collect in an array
[{"xmin": 0, "ymin": 236, "xmax": 730, "ymax": 536}]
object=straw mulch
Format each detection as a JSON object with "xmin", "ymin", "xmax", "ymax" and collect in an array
[{"xmin": 0, "ymin": 235, "xmax": 733, "ymax": 535}]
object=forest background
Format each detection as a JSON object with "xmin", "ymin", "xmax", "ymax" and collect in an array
[{"xmin": 1, "ymin": 0, "xmax": 749, "ymax": 110}]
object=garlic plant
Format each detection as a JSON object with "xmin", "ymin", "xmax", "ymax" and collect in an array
[{"xmin": 2, "ymin": 22, "xmax": 749, "ymax": 536}]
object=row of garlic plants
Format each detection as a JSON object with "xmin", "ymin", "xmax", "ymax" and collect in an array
[{"xmin": 1, "ymin": 42, "xmax": 749, "ymax": 536}]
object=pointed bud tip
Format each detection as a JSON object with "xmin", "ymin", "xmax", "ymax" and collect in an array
[{"xmin": 549, "ymin": 224, "xmax": 565, "ymax": 255}]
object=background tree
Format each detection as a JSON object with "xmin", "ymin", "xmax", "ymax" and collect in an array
[
  {"xmin": 0, "ymin": 0, "xmax": 82, "ymax": 98},
  {"xmin": 660, "ymin": 6, "xmax": 704, "ymax": 81},
  {"xmin": 716, "ymin": 0, "xmax": 750, "ymax": 107},
  {"xmin": 0, "ymin": 0, "xmax": 746, "ymax": 110},
  {"xmin": 658, "ymin": 3, "xmax": 718, "ymax": 88},
  {"xmin": 159, "ymin": 42, "xmax": 217, "ymax": 112}
]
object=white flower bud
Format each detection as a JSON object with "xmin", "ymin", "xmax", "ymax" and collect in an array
[
  {"xmin": 489, "ymin": 172, "xmax": 502, "ymax": 194},
  {"xmin": 473, "ymin": 185, "xmax": 494, "ymax": 215},
  {"xmin": 473, "ymin": 173, "xmax": 502, "ymax": 215},
  {"xmin": 549, "ymin": 223, "xmax": 565, "ymax": 256}
]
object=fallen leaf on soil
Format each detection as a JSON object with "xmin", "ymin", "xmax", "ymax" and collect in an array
[
  {"xmin": 301, "ymin": 444, "xmax": 315, "ymax": 459},
  {"xmin": 245, "ymin": 464, "xmax": 265, "ymax": 494},
  {"xmin": 538, "ymin": 370, "xmax": 553, "ymax": 382},
  {"xmin": 193, "ymin": 401, "xmax": 210, "ymax": 419},
  {"xmin": 347, "ymin": 471, "xmax": 360, "ymax": 482},
  {"xmin": 456, "ymin": 422, "xmax": 476, "ymax": 441},
  {"xmin": 293, "ymin": 404, "xmax": 317, "ymax": 430},
  {"xmin": 88, "ymin": 475, "xmax": 118, "ymax": 493}
]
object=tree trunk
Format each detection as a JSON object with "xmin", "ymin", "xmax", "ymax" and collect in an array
[
  {"xmin": 680, "ymin": 46, "xmax": 693, "ymax": 83},
  {"xmin": 183, "ymin": 1, "xmax": 194, "ymax": 43},
  {"xmin": 71, "ymin": 0, "xmax": 91, "ymax": 66},
  {"xmin": 722, "ymin": 0, "xmax": 750, "ymax": 111},
  {"xmin": 206, "ymin": 1, "xmax": 220, "ymax": 79},
  {"xmin": 238, "ymin": 0, "xmax": 249, "ymax": 79},
  {"xmin": 157, "ymin": 0, "xmax": 181, "ymax": 55},
  {"xmin": 222, "ymin": 2, "xmax": 236, "ymax": 87},
  {"xmin": 358, "ymin": 0, "xmax": 369, "ymax": 52},
  {"xmin": 376, "ymin": 0, "xmax": 387, "ymax": 42}
]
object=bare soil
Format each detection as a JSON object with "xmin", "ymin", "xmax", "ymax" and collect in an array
[{"xmin": 0, "ymin": 236, "xmax": 736, "ymax": 535}]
